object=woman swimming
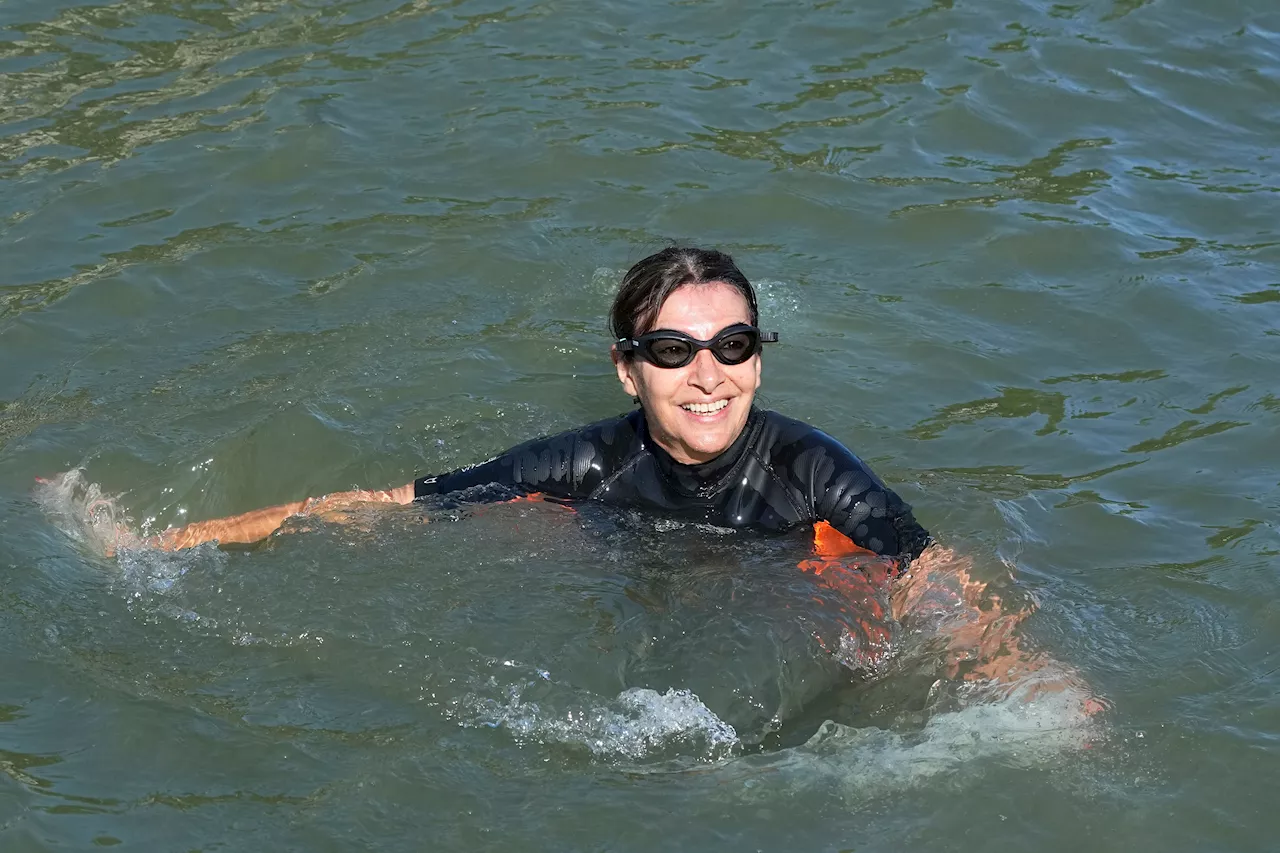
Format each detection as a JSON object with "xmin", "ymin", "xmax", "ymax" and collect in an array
[
  {"xmin": 133, "ymin": 247, "xmax": 1099, "ymax": 701},
  {"xmin": 151, "ymin": 248, "xmax": 926, "ymax": 557}
]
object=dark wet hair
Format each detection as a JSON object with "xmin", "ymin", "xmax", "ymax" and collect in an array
[{"xmin": 609, "ymin": 247, "xmax": 759, "ymax": 347}]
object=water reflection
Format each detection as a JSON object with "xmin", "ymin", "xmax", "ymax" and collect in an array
[
  {"xmin": 910, "ymin": 386, "xmax": 1069, "ymax": 439},
  {"xmin": 883, "ymin": 137, "xmax": 1113, "ymax": 215}
]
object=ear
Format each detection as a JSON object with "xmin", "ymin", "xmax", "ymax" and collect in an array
[{"xmin": 611, "ymin": 345, "xmax": 640, "ymax": 398}]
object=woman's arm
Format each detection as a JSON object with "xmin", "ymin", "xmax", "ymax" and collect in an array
[
  {"xmin": 149, "ymin": 484, "xmax": 415, "ymax": 551},
  {"xmin": 142, "ymin": 417, "xmax": 607, "ymax": 553},
  {"xmin": 806, "ymin": 526, "xmax": 1100, "ymax": 709},
  {"xmin": 890, "ymin": 543, "xmax": 1104, "ymax": 711},
  {"xmin": 890, "ymin": 543, "xmax": 1041, "ymax": 683},
  {"xmin": 800, "ymin": 433, "xmax": 1097, "ymax": 705}
]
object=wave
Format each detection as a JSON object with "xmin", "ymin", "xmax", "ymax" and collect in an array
[
  {"xmin": 449, "ymin": 657, "xmax": 1101, "ymax": 796},
  {"xmin": 459, "ymin": 681, "xmax": 741, "ymax": 762}
]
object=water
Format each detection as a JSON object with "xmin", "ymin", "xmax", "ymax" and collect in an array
[{"xmin": 2, "ymin": 0, "xmax": 1277, "ymax": 849}]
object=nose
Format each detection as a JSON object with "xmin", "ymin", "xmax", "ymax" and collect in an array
[{"xmin": 687, "ymin": 348, "xmax": 725, "ymax": 393}]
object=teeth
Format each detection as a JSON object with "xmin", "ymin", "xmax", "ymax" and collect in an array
[{"xmin": 682, "ymin": 400, "xmax": 729, "ymax": 414}]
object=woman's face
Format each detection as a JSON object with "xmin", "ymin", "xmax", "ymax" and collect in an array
[{"xmin": 612, "ymin": 281, "xmax": 762, "ymax": 464}]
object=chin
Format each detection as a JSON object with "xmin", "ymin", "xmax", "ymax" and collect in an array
[
  {"xmin": 683, "ymin": 423, "xmax": 744, "ymax": 460},
  {"xmin": 650, "ymin": 399, "xmax": 752, "ymax": 463}
]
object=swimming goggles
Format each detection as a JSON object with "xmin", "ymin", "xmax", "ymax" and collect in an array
[{"xmin": 616, "ymin": 324, "xmax": 779, "ymax": 368}]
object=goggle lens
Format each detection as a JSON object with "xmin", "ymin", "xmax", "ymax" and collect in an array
[
  {"xmin": 619, "ymin": 326, "xmax": 776, "ymax": 369},
  {"xmin": 647, "ymin": 338, "xmax": 696, "ymax": 368}
]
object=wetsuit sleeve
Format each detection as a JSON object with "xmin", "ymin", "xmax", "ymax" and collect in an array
[
  {"xmin": 796, "ymin": 431, "xmax": 932, "ymax": 560},
  {"xmin": 413, "ymin": 426, "xmax": 603, "ymax": 502}
]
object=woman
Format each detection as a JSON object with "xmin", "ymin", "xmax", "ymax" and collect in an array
[
  {"xmin": 154, "ymin": 248, "xmax": 926, "ymax": 559},
  {"xmin": 146, "ymin": 247, "xmax": 1093, "ymax": 699}
]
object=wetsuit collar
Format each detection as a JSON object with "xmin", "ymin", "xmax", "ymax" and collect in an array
[{"xmin": 642, "ymin": 406, "xmax": 764, "ymax": 498}]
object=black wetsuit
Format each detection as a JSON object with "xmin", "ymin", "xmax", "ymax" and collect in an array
[{"xmin": 414, "ymin": 407, "xmax": 931, "ymax": 565}]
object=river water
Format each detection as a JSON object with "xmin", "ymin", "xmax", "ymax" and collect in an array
[{"xmin": 2, "ymin": 0, "xmax": 1278, "ymax": 849}]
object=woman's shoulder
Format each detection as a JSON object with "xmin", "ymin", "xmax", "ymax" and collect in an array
[
  {"xmin": 421, "ymin": 410, "xmax": 646, "ymax": 500},
  {"xmin": 499, "ymin": 410, "xmax": 646, "ymax": 482},
  {"xmin": 753, "ymin": 408, "xmax": 889, "ymax": 485},
  {"xmin": 575, "ymin": 408, "xmax": 646, "ymax": 448}
]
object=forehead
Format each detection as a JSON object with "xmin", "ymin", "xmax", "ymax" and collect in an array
[{"xmin": 652, "ymin": 282, "xmax": 751, "ymax": 337}]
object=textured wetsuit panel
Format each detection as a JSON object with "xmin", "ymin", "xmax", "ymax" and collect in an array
[
  {"xmin": 414, "ymin": 412, "xmax": 642, "ymax": 500},
  {"xmin": 413, "ymin": 408, "xmax": 931, "ymax": 561}
]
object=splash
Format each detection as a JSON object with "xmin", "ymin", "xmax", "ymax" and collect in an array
[
  {"xmin": 452, "ymin": 662, "xmax": 1099, "ymax": 795},
  {"xmin": 706, "ymin": 679, "xmax": 1103, "ymax": 802},
  {"xmin": 32, "ymin": 468, "xmax": 141, "ymax": 557},
  {"xmin": 458, "ymin": 680, "xmax": 741, "ymax": 762},
  {"xmin": 32, "ymin": 468, "xmax": 226, "ymax": 605}
]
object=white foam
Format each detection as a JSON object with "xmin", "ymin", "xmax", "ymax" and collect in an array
[
  {"xmin": 724, "ymin": 681, "xmax": 1101, "ymax": 801},
  {"xmin": 459, "ymin": 683, "xmax": 741, "ymax": 761},
  {"xmin": 32, "ymin": 468, "xmax": 225, "ymax": 602},
  {"xmin": 454, "ymin": 666, "xmax": 1099, "ymax": 799},
  {"xmin": 32, "ymin": 468, "xmax": 139, "ymax": 556}
]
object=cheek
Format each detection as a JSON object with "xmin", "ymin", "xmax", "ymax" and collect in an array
[
  {"xmin": 732, "ymin": 359, "xmax": 762, "ymax": 392},
  {"xmin": 632, "ymin": 363, "xmax": 679, "ymax": 404}
]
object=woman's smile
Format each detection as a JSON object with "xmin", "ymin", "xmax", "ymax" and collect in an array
[{"xmin": 680, "ymin": 399, "xmax": 730, "ymax": 416}]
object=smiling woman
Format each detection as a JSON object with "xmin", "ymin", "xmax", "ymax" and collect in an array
[
  {"xmin": 613, "ymin": 281, "xmax": 764, "ymax": 464},
  {"xmin": 609, "ymin": 247, "xmax": 767, "ymax": 464},
  {"xmin": 129, "ymin": 247, "xmax": 1097, "ymax": 707}
]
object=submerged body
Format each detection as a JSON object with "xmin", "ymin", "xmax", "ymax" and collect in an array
[
  {"xmin": 417, "ymin": 407, "xmax": 932, "ymax": 566},
  {"xmin": 415, "ymin": 406, "xmax": 928, "ymax": 676}
]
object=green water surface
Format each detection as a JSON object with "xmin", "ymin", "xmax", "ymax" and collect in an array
[{"xmin": 2, "ymin": 0, "xmax": 1279, "ymax": 850}]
